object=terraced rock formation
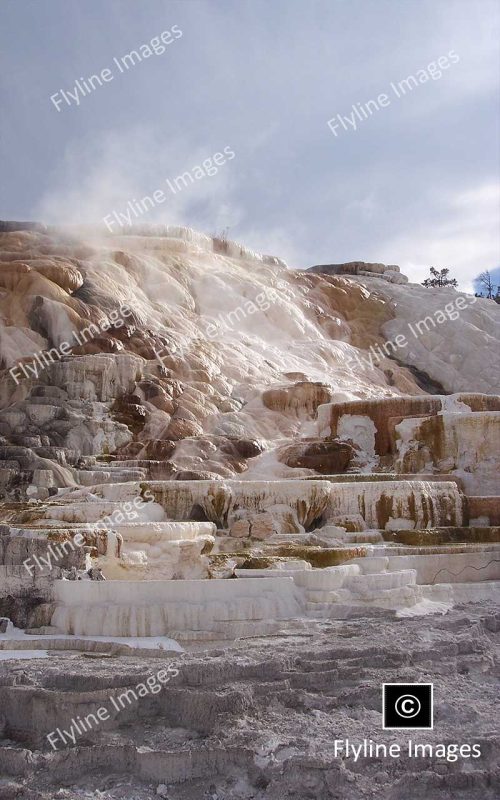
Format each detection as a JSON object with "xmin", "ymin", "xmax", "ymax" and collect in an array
[{"xmin": 0, "ymin": 223, "xmax": 499, "ymax": 797}]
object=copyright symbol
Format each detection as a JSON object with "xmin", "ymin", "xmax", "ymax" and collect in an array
[{"xmin": 395, "ymin": 694, "xmax": 421, "ymax": 718}]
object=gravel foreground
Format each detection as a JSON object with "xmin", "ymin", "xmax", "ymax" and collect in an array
[{"xmin": 0, "ymin": 602, "xmax": 498, "ymax": 800}]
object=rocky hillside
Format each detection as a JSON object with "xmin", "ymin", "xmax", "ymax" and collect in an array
[{"xmin": 1, "ymin": 224, "xmax": 498, "ymax": 494}]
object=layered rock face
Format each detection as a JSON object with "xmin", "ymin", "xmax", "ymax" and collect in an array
[
  {"xmin": 0, "ymin": 223, "xmax": 499, "ymax": 635},
  {"xmin": 308, "ymin": 260, "xmax": 408, "ymax": 284},
  {"xmin": 1, "ymin": 224, "xmax": 499, "ymax": 799},
  {"xmin": 0, "ymin": 226, "xmax": 420, "ymax": 486}
]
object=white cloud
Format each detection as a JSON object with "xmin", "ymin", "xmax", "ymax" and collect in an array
[{"xmin": 375, "ymin": 182, "xmax": 500, "ymax": 292}]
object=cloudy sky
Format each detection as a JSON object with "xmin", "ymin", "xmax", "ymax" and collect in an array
[{"xmin": 1, "ymin": 0, "xmax": 499, "ymax": 291}]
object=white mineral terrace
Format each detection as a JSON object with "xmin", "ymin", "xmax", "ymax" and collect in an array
[
  {"xmin": 0, "ymin": 225, "xmax": 499, "ymax": 646},
  {"xmin": 50, "ymin": 576, "xmax": 302, "ymax": 637}
]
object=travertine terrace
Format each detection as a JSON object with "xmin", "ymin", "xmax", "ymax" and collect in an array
[{"xmin": 0, "ymin": 223, "xmax": 499, "ymax": 798}]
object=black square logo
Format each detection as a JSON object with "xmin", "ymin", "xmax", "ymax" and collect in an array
[{"xmin": 382, "ymin": 683, "xmax": 433, "ymax": 729}]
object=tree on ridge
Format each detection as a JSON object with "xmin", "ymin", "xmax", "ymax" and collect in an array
[{"xmin": 422, "ymin": 267, "xmax": 458, "ymax": 288}]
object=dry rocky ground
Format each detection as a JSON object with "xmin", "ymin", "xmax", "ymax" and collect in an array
[{"xmin": 0, "ymin": 602, "xmax": 498, "ymax": 800}]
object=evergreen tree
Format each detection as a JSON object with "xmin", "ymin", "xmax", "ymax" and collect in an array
[{"xmin": 422, "ymin": 267, "xmax": 458, "ymax": 288}]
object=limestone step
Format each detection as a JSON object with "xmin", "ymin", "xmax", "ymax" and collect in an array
[
  {"xmin": 382, "ymin": 525, "xmax": 500, "ymax": 545},
  {"xmin": 340, "ymin": 583, "xmax": 421, "ymax": 607},
  {"xmin": 419, "ymin": 579, "xmax": 500, "ymax": 607},
  {"xmin": 344, "ymin": 569, "xmax": 417, "ymax": 595},
  {"xmin": 84, "ymin": 462, "xmax": 148, "ymax": 473},
  {"xmin": 32, "ymin": 500, "xmax": 150, "ymax": 524},
  {"xmin": 326, "ymin": 479, "xmax": 465, "ymax": 529},
  {"xmin": 383, "ymin": 550, "xmax": 500, "ymax": 585},
  {"xmin": 28, "ymin": 476, "xmax": 467, "ymax": 532},
  {"xmin": 305, "ymin": 589, "xmax": 340, "ymax": 603},
  {"xmin": 9, "ymin": 520, "xmax": 217, "ymax": 543},
  {"xmin": 8, "ymin": 434, "xmax": 43, "ymax": 447},
  {"xmin": 93, "ymin": 479, "xmax": 333, "ymax": 529},
  {"xmin": 96, "ymin": 459, "xmax": 176, "ymax": 479},
  {"xmin": 317, "ymin": 393, "xmax": 500, "ymax": 454},
  {"xmin": 292, "ymin": 563, "xmax": 360, "ymax": 590},
  {"xmin": 48, "ymin": 576, "xmax": 303, "ymax": 636},
  {"xmin": 351, "ymin": 542, "xmax": 500, "ymax": 557},
  {"xmin": 33, "ymin": 446, "xmax": 78, "ymax": 465},
  {"xmin": 342, "ymin": 531, "xmax": 383, "ymax": 543},
  {"xmin": 76, "ymin": 468, "xmax": 148, "ymax": 485},
  {"xmin": 107, "ymin": 521, "xmax": 216, "ymax": 542},
  {"xmin": 99, "ymin": 459, "xmax": 168, "ymax": 469},
  {"xmin": 296, "ymin": 473, "xmax": 464, "ymax": 487}
]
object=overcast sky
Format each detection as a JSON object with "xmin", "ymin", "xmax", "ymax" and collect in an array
[{"xmin": 1, "ymin": 0, "xmax": 499, "ymax": 291}]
